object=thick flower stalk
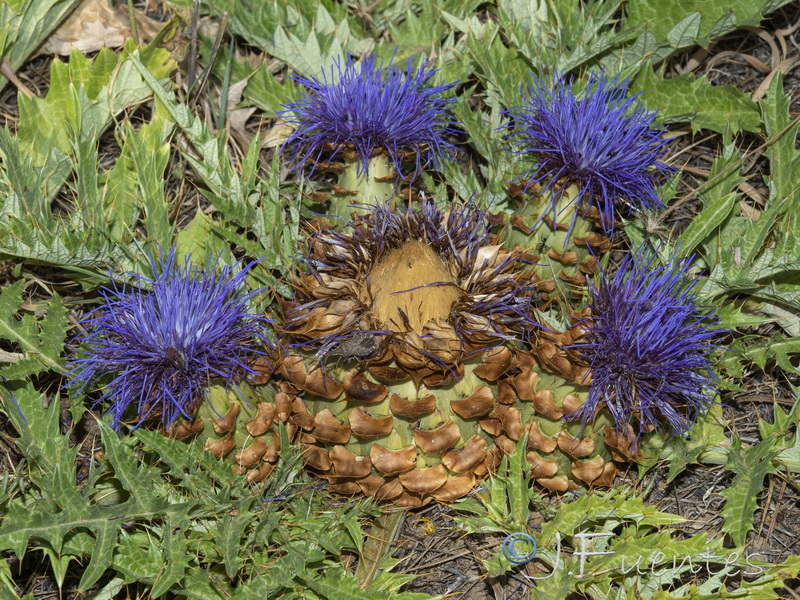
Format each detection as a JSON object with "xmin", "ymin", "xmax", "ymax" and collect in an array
[
  {"xmin": 67, "ymin": 249, "xmax": 272, "ymax": 431},
  {"xmin": 573, "ymin": 249, "xmax": 720, "ymax": 439},
  {"xmin": 501, "ymin": 71, "xmax": 672, "ymax": 308},
  {"xmin": 280, "ymin": 53, "xmax": 459, "ymax": 220}
]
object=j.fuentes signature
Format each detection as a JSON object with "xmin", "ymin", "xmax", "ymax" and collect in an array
[{"xmin": 502, "ymin": 532, "xmax": 767, "ymax": 579}]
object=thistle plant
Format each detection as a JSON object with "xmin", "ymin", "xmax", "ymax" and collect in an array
[
  {"xmin": 502, "ymin": 71, "xmax": 672, "ymax": 308},
  {"xmin": 572, "ymin": 248, "xmax": 721, "ymax": 440},
  {"xmin": 67, "ymin": 249, "xmax": 282, "ymax": 482},
  {"xmin": 280, "ymin": 53, "xmax": 459, "ymax": 220}
]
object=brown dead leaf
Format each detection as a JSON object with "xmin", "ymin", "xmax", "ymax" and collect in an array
[
  {"xmin": 42, "ymin": 0, "xmax": 162, "ymax": 55},
  {"xmin": 263, "ymin": 122, "xmax": 294, "ymax": 149}
]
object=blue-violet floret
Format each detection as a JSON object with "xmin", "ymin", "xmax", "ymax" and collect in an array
[
  {"xmin": 574, "ymin": 248, "xmax": 720, "ymax": 438},
  {"xmin": 506, "ymin": 71, "xmax": 672, "ymax": 230},
  {"xmin": 67, "ymin": 249, "xmax": 271, "ymax": 430},
  {"xmin": 280, "ymin": 53, "xmax": 459, "ymax": 178}
]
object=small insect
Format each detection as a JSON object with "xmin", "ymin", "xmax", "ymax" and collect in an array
[
  {"xmin": 318, "ymin": 332, "xmax": 378, "ymax": 366},
  {"xmin": 166, "ymin": 345, "xmax": 187, "ymax": 370}
]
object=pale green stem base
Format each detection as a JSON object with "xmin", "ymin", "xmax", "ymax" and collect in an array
[{"xmin": 330, "ymin": 155, "xmax": 397, "ymax": 221}]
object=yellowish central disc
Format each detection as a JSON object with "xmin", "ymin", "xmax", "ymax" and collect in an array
[{"xmin": 367, "ymin": 241, "xmax": 460, "ymax": 333}]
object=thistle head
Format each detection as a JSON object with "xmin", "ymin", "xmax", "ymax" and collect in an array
[
  {"xmin": 67, "ymin": 249, "xmax": 272, "ymax": 430},
  {"xmin": 280, "ymin": 53, "xmax": 459, "ymax": 179},
  {"xmin": 506, "ymin": 71, "xmax": 672, "ymax": 231},
  {"xmin": 282, "ymin": 201, "xmax": 536, "ymax": 385},
  {"xmin": 574, "ymin": 248, "xmax": 720, "ymax": 438}
]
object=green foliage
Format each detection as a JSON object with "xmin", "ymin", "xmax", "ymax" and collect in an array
[
  {"xmin": 17, "ymin": 42, "xmax": 175, "ymax": 177},
  {"xmin": 758, "ymin": 389, "xmax": 800, "ymax": 473},
  {"xmin": 627, "ymin": 0, "xmax": 794, "ymax": 49},
  {"xmin": 211, "ymin": 45, "xmax": 302, "ymax": 116},
  {"xmin": 719, "ymin": 435, "xmax": 780, "ymax": 547},
  {"xmin": 456, "ymin": 469, "xmax": 800, "ymax": 598},
  {"xmin": 0, "ymin": 394, "xmax": 423, "ymax": 599},
  {"xmin": 634, "ymin": 67, "xmax": 762, "ymax": 134},
  {"xmin": 454, "ymin": 437, "xmax": 542, "ymax": 536},
  {"xmin": 641, "ymin": 402, "xmax": 730, "ymax": 483},
  {"xmin": 196, "ymin": 0, "xmax": 369, "ymax": 77},
  {"xmin": 0, "ymin": 39, "xmax": 177, "ymax": 280},
  {"xmin": 0, "ymin": 0, "xmax": 83, "ymax": 90},
  {"xmin": 129, "ymin": 53, "xmax": 300, "ymax": 297},
  {"xmin": 0, "ymin": 281, "xmax": 66, "ymax": 380}
]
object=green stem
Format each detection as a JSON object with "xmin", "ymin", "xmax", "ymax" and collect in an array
[{"xmin": 331, "ymin": 155, "xmax": 397, "ymax": 221}]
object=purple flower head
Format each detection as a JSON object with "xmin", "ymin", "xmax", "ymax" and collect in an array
[
  {"xmin": 67, "ymin": 249, "xmax": 272, "ymax": 430},
  {"xmin": 280, "ymin": 53, "xmax": 459, "ymax": 178},
  {"xmin": 573, "ymin": 248, "xmax": 720, "ymax": 439},
  {"xmin": 506, "ymin": 71, "xmax": 672, "ymax": 231}
]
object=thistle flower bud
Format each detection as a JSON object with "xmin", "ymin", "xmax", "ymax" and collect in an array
[
  {"xmin": 280, "ymin": 53, "xmax": 459, "ymax": 218},
  {"xmin": 506, "ymin": 71, "xmax": 672, "ymax": 232}
]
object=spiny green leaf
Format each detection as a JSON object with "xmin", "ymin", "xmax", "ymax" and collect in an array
[
  {"xmin": 18, "ymin": 43, "xmax": 175, "ymax": 173},
  {"xmin": 719, "ymin": 435, "xmax": 780, "ymax": 546},
  {"xmin": 388, "ymin": 0, "xmax": 448, "ymax": 50},
  {"xmin": 627, "ymin": 0, "xmax": 792, "ymax": 48},
  {"xmin": 0, "ymin": 281, "xmax": 66, "ymax": 379},
  {"xmin": 0, "ymin": 381, "xmax": 62, "ymax": 470},
  {"xmin": 758, "ymin": 392, "xmax": 800, "ymax": 472},
  {"xmin": 356, "ymin": 510, "xmax": 404, "ymax": 588},
  {"xmin": 634, "ymin": 67, "xmax": 761, "ymax": 134},
  {"xmin": 97, "ymin": 420, "xmax": 162, "ymax": 505},
  {"xmin": 273, "ymin": 26, "xmax": 327, "ymax": 78},
  {"xmin": 0, "ymin": 0, "xmax": 82, "ymax": 90},
  {"xmin": 78, "ymin": 520, "xmax": 117, "ymax": 591},
  {"xmin": 307, "ymin": 566, "xmax": 439, "ymax": 600},
  {"xmin": 222, "ymin": 54, "xmax": 301, "ymax": 116},
  {"xmin": 761, "ymin": 72, "xmax": 800, "ymax": 209},
  {"xmin": 678, "ymin": 192, "xmax": 738, "ymax": 257},
  {"xmin": 582, "ymin": 530, "xmax": 723, "ymax": 595},
  {"xmin": 150, "ymin": 518, "xmax": 190, "ymax": 598},
  {"xmin": 219, "ymin": 505, "xmax": 251, "ymax": 579},
  {"xmin": 0, "ymin": 40, "xmax": 176, "ymax": 279}
]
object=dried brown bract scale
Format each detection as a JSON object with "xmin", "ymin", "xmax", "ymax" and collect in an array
[
  {"xmin": 514, "ymin": 315, "xmax": 653, "ymax": 491},
  {"xmin": 278, "ymin": 201, "xmax": 539, "ymax": 506},
  {"xmin": 167, "ymin": 378, "xmax": 287, "ymax": 484}
]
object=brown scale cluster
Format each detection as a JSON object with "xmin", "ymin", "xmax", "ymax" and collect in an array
[
  {"xmin": 281, "ymin": 207, "xmax": 528, "ymax": 387},
  {"xmin": 168, "ymin": 395, "xmax": 286, "ymax": 484},
  {"xmin": 528, "ymin": 319, "xmax": 645, "ymax": 480},
  {"xmin": 271, "ymin": 203, "xmax": 642, "ymax": 504},
  {"xmin": 275, "ymin": 349, "xmax": 510, "ymax": 508},
  {"xmin": 274, "ymin": 339, "xmax": 631, "ymax": 505},
  {"xmin": 489, "ymin": 204, "xmax": 613, "ymax": 305}
]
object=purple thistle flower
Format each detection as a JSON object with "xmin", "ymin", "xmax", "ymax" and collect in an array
[
  {"xmin": 67, "ymin": 249, "xmax": 272, "ymax": 430},
  {"xmin": 280, "ymin": 53, "xmax": 459, "ymax": 178},
  {"xmin": 574, "ymin": 248, "xmax": 720, "ymax": 438},
  {"xmin": 506, "ymin": 71, "xmax": 672, "ymax": 231}
]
